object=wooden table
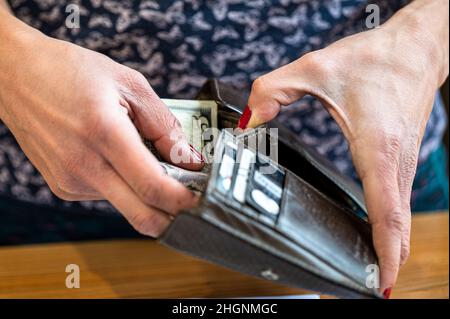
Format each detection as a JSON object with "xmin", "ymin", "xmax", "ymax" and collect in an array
[{"xmin": 0, "ymin": 212, "xmax": 447, "ymax": 299}]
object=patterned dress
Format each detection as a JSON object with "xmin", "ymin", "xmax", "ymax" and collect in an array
[{"xmin": 0, "ymin": 0, "xmax": 448, "ymax": 244}]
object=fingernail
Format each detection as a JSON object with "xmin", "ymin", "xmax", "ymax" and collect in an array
[
  {"xmin": 383, "ymin": 287, "xmax": 392, "ymax": 299},
  {"xmin": 238, "ymin": 105, "xmax": 252, "ymax": 129},
  {"xmin": 189, "ymin": 144, "xmax": 204, "ymax": 163}
]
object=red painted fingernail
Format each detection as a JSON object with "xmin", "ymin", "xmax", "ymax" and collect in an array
[
  {"xmin": 383, "ymin": 288, "xmax": 392, "ymax": 299},
  {"xmin": 189, "ymin": 144, "xmax": 204, "ymax": 163},
  {"xmin": 237, "ymin": 105, "xmax": 252, "ymax": 129}
]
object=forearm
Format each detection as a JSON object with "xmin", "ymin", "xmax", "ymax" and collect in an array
[
  {"xmin": 0, "ymin": 4, "xmax": 38, "ymax": 46},
  {"xmin": 385, "ymin": 0, "xmax": 449, "ymax": 87},
  {"xmin": 0, "ymin": 7, "xmax": 18, "ymax": 120},
  {"xmin": 0, "ymin": 6, "xmax": 46, "ymax": 121},
  {"xmin": 0, "ymin": 0, "xmax": 11, "ymax": 12}
]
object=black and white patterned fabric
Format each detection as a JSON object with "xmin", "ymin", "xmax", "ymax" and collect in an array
[{"xmin": 1, "ymin": 0, "xmax": 447, "ymax": 213}]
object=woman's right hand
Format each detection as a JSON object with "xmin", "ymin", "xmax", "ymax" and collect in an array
[{"xmin": 0, "ymin": 10, "xmax": 203, "ymax": 237}]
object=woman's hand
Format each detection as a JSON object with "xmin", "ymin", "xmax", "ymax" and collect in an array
[
  {"xmin": 0, "ymin": 10, "xmax": 203, "ymax": 237},
  {"xmin": 243, "ymin": 0, "xmax": 448, "ymax": 295}
]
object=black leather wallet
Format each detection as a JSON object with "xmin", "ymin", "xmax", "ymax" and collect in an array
[{"xmin": 158, "ymin": 79, "xmax": 381, "ymax": 299}]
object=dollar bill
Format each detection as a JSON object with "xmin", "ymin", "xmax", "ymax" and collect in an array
[
  {"xmin": 160, "ymin": 162, "xmax": 209, "ymax": 193},
  {"xmin": 144, "ymin": 99, "xmax": 218, "ymax": 164},
  {"xmin": 162, "ymin": 99, "xmax": 217, "ymax": 150}
]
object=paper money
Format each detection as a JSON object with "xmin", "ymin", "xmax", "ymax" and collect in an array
[
  {"xmin": 162, "ymin": 99, "xmax": 218, "ymax": 150},
  {"xmin": 144, "ymin": 99, "xmax": 218, "ymax": 165},
  {"xmin": 160, "ymin": 162, "xmax": 209, "ymax": 193}
]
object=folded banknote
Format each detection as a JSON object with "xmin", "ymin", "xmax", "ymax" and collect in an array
[
  {"xmin": 162, "ymin": 98, "xmax": 218, "ymax": 150},
  {"xmin": 144, "ymin": 99, "xmax": 218, "ymax": 162}
]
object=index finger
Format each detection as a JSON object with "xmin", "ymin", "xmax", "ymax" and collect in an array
[
  {"xmin": 362, "ymin": 167, "xmax": 404, "ymax": 298},
  {"xmin": 95, "ymin": 110, "xmax": 199, "ymax": 215}
]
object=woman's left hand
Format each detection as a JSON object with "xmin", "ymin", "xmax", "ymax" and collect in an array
[{"xmin": 243, "ymin": 0, "xmax": 448, "ymax": 295}]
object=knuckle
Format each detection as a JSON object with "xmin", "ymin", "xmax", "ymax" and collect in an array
[
  {"xmin": 130, "ymin": 69, "xmax": 146, "ymax": 82},
  {"xmin": 48, "ymin": 183, "xmax": 75, "ymax": 201},
  {"xmin": 250, "ymin": 76, "xmax": 285, "ymax": 117},
  {"xmin": 54, "ymin": 177, "xmax": 80, "ymax": 200},
  {"xmin": 128, "ymin": 212, "xmax": 160, "ymax": 237},
  {"xmin": 359, "ymin": 47, "xmax": 380, "ymax": 65},
  {"xmin": 400, "ymin": 243, "xmax": 410, "ymax": 265},
  {"xmin": 302, "ymin": 50, "xmax": 334, "ymax": 77},
  {"xmin": 251, "ymin": 77, "xmax": 267, "ymax": 96},
  {"xmin": 135, "ymin": 71, "xmax": 148, "ymax": 86},
  {"xmin": 56, "ymin": 178, "xmax": 77, "ymax": 196},
  {"xmin": 137, "ymin": 181, "xmax": 161, "ymax": 206},
  {"xmin": 81, "ymin": 111, "xmax": 117, "ymax": 146},
  {"xmin": 127, "ymin": 69, "xmax": 149, "ymax": 91},
  {"xmin": 50, "ymin": 158, "xmax": 91, "ymax": 200},
  {"xmin": 377, "ymin": 210, "xmax": 405, "ymax": 236}
]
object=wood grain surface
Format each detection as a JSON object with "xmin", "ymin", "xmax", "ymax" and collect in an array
[{"xmin": 0, "ymin": 212, "xmax": 447, "ymax": 299}]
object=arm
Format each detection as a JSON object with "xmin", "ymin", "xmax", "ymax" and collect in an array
[
  {"xmin": 244, "ymin": 0, "xmax": 449, "ymax": 296},
  {"xmin": 0, "ymin": 0, "xmax": 11, "ymax": 12},
  {"xmin": 0, "ymin": 5, "xmax": 203, "ymax": 237}
]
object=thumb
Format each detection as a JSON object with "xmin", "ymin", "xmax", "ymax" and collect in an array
[
  {"xmin": 141, "ymin": 99, "xmax": 204, "ymax": 171},
  {"xmin": 124, "ymin": 72, "xmax": 204, "ymax": 171},
  {"xmin": 244, "ymin": 55, "xmax": 319, "ymax": 128}
]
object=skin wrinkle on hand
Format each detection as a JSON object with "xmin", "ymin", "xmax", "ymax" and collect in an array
[
  {"xmin": 0, "ymin": 4, "xmax": 203, "ymax": 238},
  {"xmin": 0, "ymin": 0, "xmax": 448, "ymax": 294},
  {"xmin": 244, "ymin": 0, "xmax": 449, "ymax": 293}
]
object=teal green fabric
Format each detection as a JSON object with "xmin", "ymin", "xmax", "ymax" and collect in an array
[{"xmin": 411, "ymin": 144, "xmax": 449, "ymax": 212}]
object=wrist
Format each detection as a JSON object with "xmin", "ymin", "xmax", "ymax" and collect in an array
[
  {"xmin": 0, "ymin": 8, "xmax": 47, "ymax": 120},
  {"xmin": 0, "ymin": 6, "xmax": 33, "ymax": 43},
  {"xmin": 383, "ymin": 0, "xmax": 449, "ymax": 88}
]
